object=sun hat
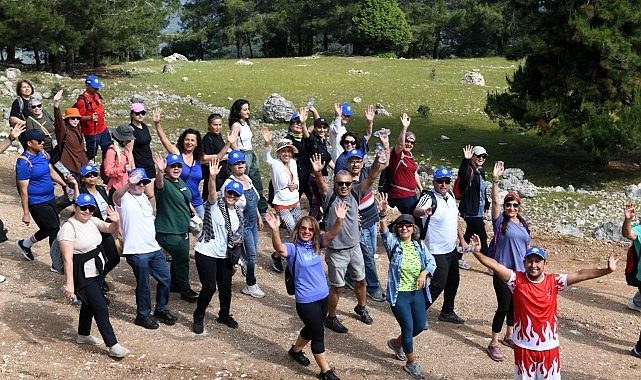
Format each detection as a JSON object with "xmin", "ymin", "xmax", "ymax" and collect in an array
[
  {"xmin": 81, "ymin": 164, "xmax": 99, "ymax": 177},
  {"xmin": 346, "ymin": 149, "xmax": 364, "ymax": 160},
  {"xmin": 276, "ymin": 138, "xmax": 298, "ymax": 154},
  {"xmin": 434, "ymin": 167, "xmax": 451, "ymax": 179},
  {"xmin": 131, "ymin": 103, "xmax": 145, "ymax": 112},
  {"xmin": 473, "ymin": 146, "xmax": 487, "ymax": 156},
  {"xmin": 504, "ymin": 191, "xmax": 522, "ymax": 204},
  {"xmin": 228, "ymin": 150, "xmax": 246, "ymax": 165},
  {"xmin": 63, "ymin": 108, "xmax": 81, "ymax": 119},
  {"xmin": 341, "ymin": 103, "xmax": 352, "ymax": 117},
  {"xmin": 129, "ymin": 168, "xmax": 151, "ymax": 185},
  {"xmin": 75, "ymin": 193, "xmax": 96, "ymax": 207},
  {"xmin": 24, "ymin": 129, "xmax": 46, "ymax": 141},
  {"xmin": 85, "ymin": 75, "xmax": 102, "ymax": 89},
  {"xmin": 225, "ymin": 180, "xmax": 243, "ymax": 196},
  {"xmin": 111, "ymin": 124, "xmax": 135, "ymax": 141},
  {"xmin": 166, "ymin": 154, "xmax": 182, "ymax": 166},
  {"xmin": 525, "ymin": 246, "xmax": 546, "ymax": 260}
]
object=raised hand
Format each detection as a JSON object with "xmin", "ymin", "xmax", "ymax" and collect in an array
[
  {"xmin": 53, "ymin": 89, "xmax": 64, "ymax": 103},
  {"xmin": 261, "ymin": 126, "xmax": 272, "ymax": 145},
  {"xmin": 106, "ymin": 205, "xmax": 120, "ymax": 223},
  {"xmin": 400, "ymin": 113, "xmax": 411, "ymax": 129},
  {"xmin": 334, "ymin": 200, "xmax": 348, "ymax": 220},
  {"xmin": 298, "ymin": 107, "xmax": 308, "ymax": 124},
  {"xmin": 463, "ymin": 144, "xmax": 473, "ymax": 159},
  {"xmin": 208, "ymin": 157, "xmax": 221, "ymax": 176},
  {"xmin": 9, "ymin": 124, "xmax": 26, "ymax": 140},
  {"xmin": 227, "ymin": 127, "xmax": 239, "ymax": 146},
  {"xmin": 333, "ymin": 102, "xmax": 342, "ymax": 117},
  {"xmin": 470, "ymin": 234, "xmax": 482, "ymax": 253},
  {"xmin": 625, "ymin": 204, "xmax": 636, "ymax": 220},
  {"xmin": 154, "ymin": 153, "xmax": 167, "ymax": 172},
  {"xmin": 607, "ymin": 251, "xmax": 619, "ymax": 272},
  {"xmin": 153, "ymin": 108, "xmax": 162, "ymax": 124},
  {"xmin": 376, "ymin": 192, "xmax": 388, "ymax": 213},
  {"xmin": 493, "ymin": 161, "xmax": 504, "ymax": 179},
  {"xmin": 365, "ymin": 105, "xmax": 375, "ymax": 123},
  {"xmin": 264, "ymin": 211, "xmax": 281, "ymax": 231},
  {"xmin": 310, "ymin": 153, "xmax": 325, "ymax": 173}
]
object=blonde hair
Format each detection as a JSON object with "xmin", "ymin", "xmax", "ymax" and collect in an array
[{"xmin": 291, "ymin": 216, "xmax": 321, "ymax": 253}]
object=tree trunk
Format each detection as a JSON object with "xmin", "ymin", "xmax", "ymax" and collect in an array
[
  {"xmin": 65, "ymin": 48, "xmax": 75, "ymax": 73},
  {"xmin": 6, "ymin": 45, "xmax": 16, "ymax": 62},
  {"xmin": 236, "ymin": 35, "xmax": 243, "ymax": 58},
  {"xmin": 247, "ymin": 34, "xmax": 253, "ymax": 58},
  {"xmin": 323, "ymin": 33, "xmax": 328, "ymax": 52},
  {"xmin": 93, "ymin": 46, "xmax": 101, "ymax": 68},
  {"xmin": 432, "ymin": 28, "xmax": 441, "ymax": 59},
  {"xmin": 50, "ymin": 51, "xmax": 62, "ymax": 74},
  {"xmin": 34, "ymin": 47, "xmax": 41, "ymax": 71}
]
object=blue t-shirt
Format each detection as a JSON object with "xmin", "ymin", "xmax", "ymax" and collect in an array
[
  {"xmin": 16, "ymin": 151, "xmax": 55, "ymax": 205},
  {"xmin": 179, "ymin": 155, "xmax": 203, "ymax": 208},
  {"xmin": 285, "ymin": 242, "xmax": 329, "ymax": 304},
  {"xmin": 492, "ymin": 213, "xmax": 530, "ymax": 271}
]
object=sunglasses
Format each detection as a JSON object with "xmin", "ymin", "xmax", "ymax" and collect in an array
[
  {"xmin": 342, "ymin": 140, "xmax": 357, "ymax": 146},
  {"xmin": 169, "ymin": 163, "xmax": 183, "ymax": 169},
  {"xmin": 135, "ymin": 181, "xmax": 147, "ymax": 186},
  {"xmin": 397, "ymin": 223, "xmax": 414, "ymax": 229},
  {"xmin": 316, "ymin": 125, "xmax": 328, "ymax": 129},
  {"xmin": 78, "ymin": 205, "xmax": 96, "ymax": 212},
  {"xmin": 30, "ymin": 104, "xmax": 42, "ymax": 109},
  {"xmin": 505, "ymin": 202, "xmax": 520, "ymax": 208},
  {"xmin": 290, "ymin": 121, "xmax": 302, "ymax": 126},
  {"xmin": 84, "ymin": 172, "xmax": 99, "ymax": 178},
  {"xmin": 336, "ymin": 181, "xmax": 352, "ymax": 187},
  {"xmin": 69, "ymin": 117, "xmax": 81, "ymax": 121},
  {"xmin": 435, "ymin": 178, "xmax": 451, "ymax": 184},
  {"xmin": 232, "ymin": 161, "xmax": 246, "ymax": 165},
  {"xmin": 134, "ymin": 111, "xmax": 146, "ymax": 116},
  {"xmin": 405, "ymin": 139, "xmax": 415, "ymax": 145},
  {"xmin": 475, "ymin": 154, "xmax": 488, "ymax": 159},
  {"xmin": 299, "ymin": 226, "xmax": 314, "ymax": 232},
  {"xmin": 32, "ymin": 139, "xmax": 45, "ymax": 144},
  {"xmin": 225, "ymin": 191, "xmax": 240, "ymax": 197}
]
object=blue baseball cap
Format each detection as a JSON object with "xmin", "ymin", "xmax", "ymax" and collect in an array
[
  {"xmin": 434, "ymin": 168, "xmax": 451, "ymax": 179},
  {"xmin": 341, "ymin": 103, "xmax": 352, "ymax": 117},
  {"xmin": 24, "ymin": 129, "xmax": 46, "ymax": 141},
  {"xmin": 166, "ymin": 154, "xmax": 182, "ymax": 166},
  {"xmin": 525, "ymin": 246, "xmax": 547, "ymax": 260},
  {"xmin": 75, "ymin": 193, "xmax": 96, "ymax": 207},
  {"xmin": 81, "ymin": 164, "xmax": 99, "ymax": 177},
  {"xmin": 224, "ymin": 180, "xmax": 243, "ymax": 196},
  {"xmin": 85, "ymin": 75, "xmax": 102, "ymax": 89},
  {"xmin": 346, "ymin": 149, "xmax": 364, "ymax": 160},
  {"xmin": 289, "ymin": 113, "xmax": 300, "ymax": 123},
  {"xmin": 228, "ymin": 150, "xmax": 246, "ymax": 165},
  {"xmin": 129, "ymin": 168, "xmax": 151, "ymax": 184}
]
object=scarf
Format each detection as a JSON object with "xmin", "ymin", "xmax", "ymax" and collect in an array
[
  {"xmin": 198, "ymin": 197, "xmax": 243, "ymax": 246},
  {"xmin": 290, "ymin": 132, "xmax": 303, "ymax": 140}
]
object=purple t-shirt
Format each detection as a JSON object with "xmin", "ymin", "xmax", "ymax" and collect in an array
[
  {"xmin": 492, "ymin": 213, "xmax": 530, "ymax": 271},
  {"xmin": 285, "ymin": 242, "xmax": 329, "ymax": 304}
]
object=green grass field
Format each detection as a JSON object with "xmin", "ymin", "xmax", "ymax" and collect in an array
[{"xmin": 60, "ymin": 56, "xmax": 641, "ymax": 189}]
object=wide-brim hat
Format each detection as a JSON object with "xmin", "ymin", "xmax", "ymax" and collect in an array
[
  {"xmin": 276, "ymin": 138, "xmax": 298, "ymax": 154},
  {"xmin": 112, "ymin": 124, "xmax": 135, "ymax": 141}
]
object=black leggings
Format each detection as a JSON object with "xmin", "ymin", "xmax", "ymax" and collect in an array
[
  {"xmin": 463, "ymin": 217, "xmax": 488, "ymax": 258},
  {"xmin": 78, "ymin": 275, "xmax": 118, "ymax": 347},
  {"xmin": 295, "ymin": 296, "xmax": 329, "ymax": 355},
  {"xmin": 194, "ymin": 252, "xmax": 233, "ymax": 318},
  {"xmin": 492, "ymin": 273, "xmax": 514, "ymax": 333},
  {"xmin": 28, "ymin": 200, "xmax": 59, "ymax": 246}
]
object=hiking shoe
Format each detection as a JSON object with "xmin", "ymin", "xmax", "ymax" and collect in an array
[
  {"xmin": 367, "ymin": 289, "xmax": 386, "ymax": 302},
  {"xmin": 288, "ymin": 346, "xmax": 311, "ymax": 366},
  {"xmin": 134, "ymin": 316, "xmax": 159, "ymax": 330},
  {"xmin": 403, "ymin": 361, "xmax": 426, "ymax": 379},
  {"xmin": 154, "ymin": 310, "xmax": 178, "ymax": 325},
  {"xmin": 631, "ymin": 346, "xmax": 641, "ymax": 359},
  {"xmin": 487, "ymin": 344, "xmax": 504, "ymax": 362},
  {"xmin": 354, "ymin": 305, "xmax": 373, "ymax": 325},
  {"xmin": 458, "ymin": 259, "xmax": 471, "ymax": 270},
  {"xmin": 501, "ymin": 336, "xmax": 515, "ymax": 349},
  {"xmin": 438, "ymin": 311, "xmax": 465, "ymax": 324},
  {"xmin": 193, "ymin": 314, "xmax": 204, "ymax": 334},
  {"xmin": 180, "ymin": 289, "xmax": 199, "ymax": 302},
  {"xmin": 0, "ymin": 274, "xmax": 5, "ymax": 283},
  {"xmin": 324, "ymin": 316, "xmax": 348, "ymax": 333},
  {"xmin": 16, "ymin": 240, "xmax": 34, "ymax": 261},
  {"xmin": 387, "ymin": 338, "xmax": 406, "ymax": 361},
  {"xmin": 108, "ymin": 343, "xmax": 129, "ymax": 358},
  {"xmin": 627, "ymin": 298, "xmax": 641, "ymax": 312},
  {"xmin": 271, "ymin": 253, "xmax": 283, "ymax": 273},
  {"xmin": 217, "ymin": 314, "xmax": 238, "ymax": 329},
  {"xmin": 242, "ymin": 284, "xmax": 265, "ymax": 298},
  {"xmin": 317, "ymin": 369, "xmax": 340, "ymax": 380},
  {"xmin": 49, "ymin": 266, "xmax": 59, "ymax": 273},
  {"xmin": 76, "ymin": 334, "xmax": 103, "ymax": 345}
]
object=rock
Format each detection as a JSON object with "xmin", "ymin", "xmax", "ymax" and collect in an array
[
  {"xmin": 553, "ymin": 224, "xmax": 584, "ymax": 238},
  {"xmin": 353, "ymin": 97, "xmax": 361, "ymax": 103},
  {"xmin": 460, "ymin": 71, "xmax": 485, "ymax": 86},
  {"xmin": 130, "ymin": 94, "xmax": 146, "ymax": 104},
  {"xmin": 181, "ymin": 77, "xmax": 188, "ymax": 82},
  {"xmin": 163, "ymin": 65, "xmax": 175, "ymax": 73},
  {"xmin": 440, "ymin": 135, "xmax": 450, "ymax": 141},
  {"xmin": 262, "ymin": 94, "xmax": 296, "ymax": 123},
  {"xmin": 235, "ymin": 59, "xmax": 253, "ymax": 66},
  {"xmin": 375, "ymin": 103, "xmax": 391, "ymax": 116},
  {"xmin": 592, "ymin": 221, "xmax": 625, "ymax": 241},
  {"xmin": 624, "ymin": 184, "xmax": 641, "ymax": 198},
  {"xmin": 162, "ymin": 53, "xmax": 188, "ymax": 63},
  {"xmin": 5, "ymin": 68, "xmax": 21, "ymax": 80}
]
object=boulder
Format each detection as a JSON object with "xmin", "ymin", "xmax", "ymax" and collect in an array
[
  {"xmin": 162, "ymin": 53, "xmax": 188, "ymax": 63},
  {"xmin": 263, "ymin": 94, "xmax": 296, "ymax": 123},
  {"xmin": 592, "ymin": 220, "xmax": 625, "ymax": 241},
  {"xmin": 163, "ymin": 65, "xmax": 175, "ymax": 73},
  {"xmin": 460, "ymin": 71, "xmax": 485, "ymax": 86},
  {"xmin": 5, "ymin": 68, "xmax": 21, "ymax": 80},
  {"xmin": 375, "ymin": 103, "xmax": 391, "ymax": 116}
]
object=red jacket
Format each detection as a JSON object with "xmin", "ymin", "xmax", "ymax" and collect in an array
[{"xmin": 77, "ymin": 91, "xmax": 107, "ymax": 136}]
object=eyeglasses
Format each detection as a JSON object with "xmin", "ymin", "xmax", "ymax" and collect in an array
[
  {"xmin": 475, "ymin": 154, "xmax": 488, "ymax": 159},
  {"xmin": 134, "ymin": 111, "xmax": 146, "ymax": 116},
  {"xmin": 342, "ymin": 140, "xmax": 357, "ymax": 146},
  {"xmin": 225, "ymin": 191, "xmax": 240, "ymax": 197},
  {"xmin": 405, "ymin": 139, "xmax": 415, "ymax": 145},
  {"xmin": 84, "ymin": 172, "xmax": 99, "ymax": 178},
  {"xmin": 69, "ymin": 117, "xmax": 81, "ymax": 121},
  {"xmin": 336, "ymin": 181, "xmax": 352, "ymax": 187},
  {"xmin": 397, "ymin": 223, "xmax": 414, "ymax": 229},
  {"xmin": 505, "ymin": 202, "xmax": 520, "ymax": 208},
  {"xmin": 299, "ymin": 226, "xmax": 314, "ymax": 232},
  {"xmin": 169, "ymin": 163, "xmax": 183, "ymax": 169},
  {"xmin": 78, "ymin": 205, "xmax": 96, "ymax": 212},
  {"xmin": 30, "ymin": 104, "xmax": 42, "ymax": 109},
  {"xmin": 435, "ymin": 178, "xmax": 451, "ymax": 184}
]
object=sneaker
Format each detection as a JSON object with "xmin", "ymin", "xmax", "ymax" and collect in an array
[
  {"xmin": 76, "ymin": 334, "xmax": 103, "ymax": 345},
  {"xmin": 288, "ymin": 346, "xmax": 311, "ymax": 366},
  {"xmin": 180, "ymin": 289, "xmax": 199, "ymax": 302},
  {"xmin": 0, "ymin": 274, "xmax": 5, "ymax": 283},
  {"xmin": 242, "ymin": 284, "xmax": 265, "ymax": 298},
  {"xmin": 501, "ymin": 336, "xmax": 515, "ymax": 349},
  {"xmin": 403, "ymin": 361, "xmax": 426, "ymax": 379},
  {"xmin": 367, "ymin": 289, "xmax": 386, "ymax": 302},
  {"xmin": 387, "ymin": 338, "xmax": 406, "ymax": 361},
  {"xmin": 438, "ymin": 311, "xmax": 465, "ymax": 324},
  {"xmin": 134, "ymin": 316, "xmax": 159, "ymax": 330},
  {"xmin": 354, "ymin": 305, "xmax": 373, "ymax": 325},
  {"xmin": 317, "ymin": 369, "xmax": 340, "ymax": 380},
  {"xmin": 16, "ymin": 240, "xmax": 34, "ymax": 261},
  {"xmin": 49, "ymin": 266, "xmax": 61, "ymax": 274},
  {"xmin": 217, "ymin": 314, "xmax": 238, "ymax": 329},
  {"xmin": 193, "ymin": 314, "xmax": 204, "ymax": 334},
  {"xmin": 324, "ymin": 316, "xmax": 348, "ymax": 333},
  {"xmin": 631, "ymin": 346, "xmax": 641, "ymax": 359},
  {"xmin": 271, "ymin": 253, "xmax": 283, "ymax": 273},
  {"xmin": 487, "ymin": 344, "xmax": 504, "ymax": 362},
  {"xmin": 108, "ymin": 343, "xmax": 129, "ymax": 358},
  {"xmin": 154, "ymin": 310, "xmax": 178, "ymax": 325},
  {"xmin": 458, "ymin": 259, "xmax": 471, "ymax": 270},
  {"xmin": 627, "ymin": 298, "xmax": 641, "ymax": 312}
]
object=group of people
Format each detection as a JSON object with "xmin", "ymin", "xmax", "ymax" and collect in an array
[{"xmin": 1, "ymin": 74, "xmax": 639, "ymax": 380}]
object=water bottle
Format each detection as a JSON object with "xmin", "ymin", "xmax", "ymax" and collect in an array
[
  {"xmin": 305, "ymin": 98, "xmax": 315, "ymax": 110},
  {"xmin": 375, "ymin": 142, "xmax": 387, "ymax": 164},
  {"xmin": 457, "ymin": 246, "xmax": 473, "ymax": 253},
  {"xmin": 66, "ymin": 187, "xmax": 74, "ymax": 202},
  {"xmin": 373, "ymin": 128, "xmax": 391, "ymax": 138}
]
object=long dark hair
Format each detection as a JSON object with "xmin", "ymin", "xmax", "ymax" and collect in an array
[
  {"xmin": 500, "ymin": 195, "xmax": 530, "ymax": 235},
  {"xmin": 15, "ymin": 79, "xmax": 34, "ymax": 97},
  {"xmin": 177, "ymin": 128, "xmax": 203, "ymax": 158},
  {"xmin": 229, "ymin": 99, "xmax": 249, "ymax": 128}
]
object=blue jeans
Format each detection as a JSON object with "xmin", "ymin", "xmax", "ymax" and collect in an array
[
  {"xmin": 243, "ymin": 223, "xmax": 259, "ymax": 286},
  {"xmin": 126, "ymin": 250, "xmax": 171, "ymax": 319},
  {"xmin": 84, "ymin": 129, "xmax": 112, "ymax": 161},
  {"xmin": 390, "ymin": 290, "xmax": 426, "ymax": 354},
  {"xmin": 345, "ymin": 224, "xmax": 381, "ymax": 293}
]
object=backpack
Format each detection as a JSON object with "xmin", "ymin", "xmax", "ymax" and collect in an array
[
  {"xmin": 625, "ymin": 243, "xmax": 641, "ymax": 287},
  {"xmin": 74, "ymin": 93, "xmax": 103, "ymax": 114},
  {"xmin": 321, "ymin": 188, "xmax": 359, "ymax": 224},
  {"xmin": 377, "ymin": 166, "xmax": 392, "ymax": 194},
  {"xmin": 453, "ymin": 166, "xmax": 474, "ymax": 200}
]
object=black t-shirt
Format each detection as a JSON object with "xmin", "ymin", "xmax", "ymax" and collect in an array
[
  {"xmin": 201, "ymin": 131, "xmax": 229, "ymax": 195},
  {"xmin": 309, "ymin": 133, "xmax": 332, "ymax": 176},
  {"xmin": 10, "ymin": 97, "xmax": 32, "ymax": 126},
  {"xmin": 131, "ymin": 122, "xmax": 156, "ymax": 177}
]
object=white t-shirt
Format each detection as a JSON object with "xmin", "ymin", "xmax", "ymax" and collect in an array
[
  {"xmin": 236, "ymin": 121, "xmax": 253, "ymax": 150},
  {"xmin": 329, "ymin": 115, "xmax": 346, "ymax": 163},
  {"xmin": 425, "ymin": 192, "xmax": 458, "ymax": 255},
  {"xmin": 58, "ymin": 217, "xmax": 104, "ymax": 278},
  {"xmin": 117, "ymin": 191, "xmax": 161, "ymax": 255},
  {"xmin": 194, "ymin": 202, "xmax": 240, "ymax": 258}
]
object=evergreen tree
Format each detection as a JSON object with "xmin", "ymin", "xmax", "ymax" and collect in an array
[{"xmin": 352, "ymin": 0, "xmax": 413, "ymax": 55}]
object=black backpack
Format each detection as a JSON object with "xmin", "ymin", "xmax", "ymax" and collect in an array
[
  {"xmin": 626, "ymin": 243, "xmax": 641, "ymax": 287},
  {"xmin": 413, "ymin": 189, "xmax": 454, "ymax": 240}
]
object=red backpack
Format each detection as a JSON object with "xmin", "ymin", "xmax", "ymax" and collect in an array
[{"xmin": 453, "ymin": 166, "xmax": 473, "ymax": 200}]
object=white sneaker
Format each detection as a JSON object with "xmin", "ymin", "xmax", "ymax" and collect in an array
[
  {"xmin": 627, "ymin": 298, "xmax": 641, "ymax": 312},
  {"xmin": 76, "ymin": 334, "xmax": 103, "ymax": 345},
  {"xmin": 242, "ymin": 284, "xmax": 265, "ymax": 298},
  {"xmin": 108, "ymin": 343, "xmax": 129, "ymax": 358},
  {"xmin": 0, "ymin": 274, "xmax": 5, "ymax": 283},
  {"xmin": 458, "ymin": 259, "xmax": 471, "ymax": 270}
]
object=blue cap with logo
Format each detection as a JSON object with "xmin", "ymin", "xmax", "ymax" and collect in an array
[
  {"xmin": 129, "ymin": 168, "xmax": 151, "ymax": 184},
  {"xmin": 434, "ymin": 167, "xmax": 451, "ymax": 179},
  {"xmin": 346, "ymin": 149, "xmax": 364, "ymax": 160},
  {"xmin": 75, "ymin": 193, "xmax": 96, "ymax": 207},
  {"xmin": 228, "ymin": 150, "xmax": 246, "ymax": 165},
  {"xmin": 81, "ymin": 164, "xmax": 99, "ymax": 177},
  {"xmin": 166, "ymin": 154, "xmax": 182, "ymax": 166},
  {"xmin": 341, "ymin": 103, "xmax": 352, "ymax": 117},
  {"xmin": 225, "ymin": 180, "xmax": 243, "ymax": 196},
  {"xmin": 289, "ymin": 113, "xmax": 300, "ymax": 123},
  {"xmin": 525, "ymin": 246, "xmax": 547, "ymax": 260},
  {"xmin": 85, "ymin": 75, "xmax": 102, "ymax": 89}
]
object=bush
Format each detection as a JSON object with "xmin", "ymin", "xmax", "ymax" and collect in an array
[{"xmin": 417, "ymin": 105, "xmax": 431, "ymax": 118}]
